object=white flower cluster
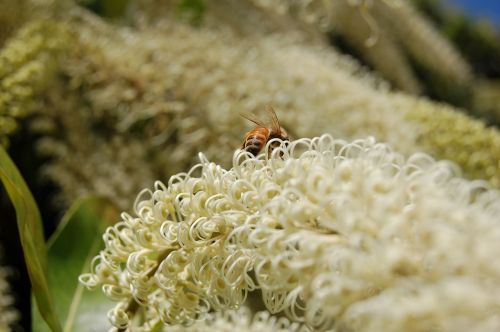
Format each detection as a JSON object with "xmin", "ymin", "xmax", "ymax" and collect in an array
[
  {"xmin": 168, "ymin": 307, "xmax": 310, "ymax": 332},
  {"xmin": 80, "ymin": 135, "xmax": 500, "ymax": 331}
]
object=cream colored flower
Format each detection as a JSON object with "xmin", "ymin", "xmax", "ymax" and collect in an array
[
  {"xmin": 167, "ymin": 307, "xmax": 311, "ymax": 332},
  {"xmin": 19, "ymin": 8, "xmax": 498, "ymax": 215},
  {"xmin": 32, "ymin": 9, "xmax": 403, "ymax": 209},
  {"xmin": 81, "ymin": 134, "xmax": 500, "ymax": 331},
  {"xmin": 397, "ymin": 93, "xmax": 500, "ymax": 188}
]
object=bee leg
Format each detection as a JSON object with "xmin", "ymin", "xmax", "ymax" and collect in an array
[{"xmin": 266, "ymin": 142, "xmax": 278, "ymax": 159}]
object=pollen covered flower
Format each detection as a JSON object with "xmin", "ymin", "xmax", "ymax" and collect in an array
[{"xmin": 80, "ymin": 135, "xmax": 500, "ymax": 331}]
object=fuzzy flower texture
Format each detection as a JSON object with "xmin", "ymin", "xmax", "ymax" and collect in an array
[{"xmin": 80, "ymin": 135, "xmax": 500, "ymax": 332}]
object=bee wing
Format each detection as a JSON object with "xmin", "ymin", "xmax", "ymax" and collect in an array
[
  {"xmin": 240, "ymin": 111, "xmax": 268, "ymax": 127},
  {"xmin": 265, "ymin": 105, "xmax": 281, "ymax": 133}
]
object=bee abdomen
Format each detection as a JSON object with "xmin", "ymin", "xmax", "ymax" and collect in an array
[
  {"xmin": 243, "ymin": 131, "xmax": 268, "ymax": 156},
  {"xmin": 245, "ymin": 142, "xmax": 263, "ymax": 156}
]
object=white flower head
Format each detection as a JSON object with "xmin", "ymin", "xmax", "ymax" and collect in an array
[
  {"xmin": 168, "ymin": 307, "xmax": 311, "ymax": 332},
  {"xmin": 81, "ymin": 134, "xmax": 500, "ymax": 331}
]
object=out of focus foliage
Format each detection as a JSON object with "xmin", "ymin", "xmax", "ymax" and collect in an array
[
  {"xmin": 473, "ymin": 79, "xmax": 500, "ymax": 124},
  {"xmin": 0, "ymin": 145, "xmax": 60, "ymax": 332},
  {"xmin": 415, "ymin": 0, "xmax": 500, "ymax": 78},
  {"xmin": 328, "ymin": 0, "xmax": 473, "ymax": 97},
  {"xmin": 414, "ymin": 0, "xmax": 500, "ymax": 123},
  {"xmin": 32, "ymin": 197, "xmax": 119, "ymax": 332}
]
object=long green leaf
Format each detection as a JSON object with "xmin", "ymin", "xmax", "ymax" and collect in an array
[
  {"xmin": 32, "ymin": 196, "xmax": 119, "ymax": 332},
  {"xmin": 0, "ymin": 147, "xmax": 62, "ymax": 332}
]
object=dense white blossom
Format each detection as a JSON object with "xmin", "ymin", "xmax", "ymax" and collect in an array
[
  {"xmin": 81, "ymin": 135, "xmax": 500, "ymax": 331},
  {"xmin": 167, "ymin": 307, "xmax": 311, "ymax": 332}
]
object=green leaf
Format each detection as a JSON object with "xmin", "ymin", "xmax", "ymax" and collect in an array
[
  {"xmin": 83, "ymin": 0, "xmax": 131, "ymax": 18},
  {"xmin": 177, "ymin": 0, "xmax": 206, "ymax": 26},
  {"xmin": 0, "ymin": 146, "xmax": 62, "ymax": 332},
  {"xmin": 32, "ymin": 196, "xmax": 120, "ymax": 332}
]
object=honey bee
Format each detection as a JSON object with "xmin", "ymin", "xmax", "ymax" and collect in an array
[{"xmin": 241, "ymin": 106, "xmax": 289, "ymax": 157}]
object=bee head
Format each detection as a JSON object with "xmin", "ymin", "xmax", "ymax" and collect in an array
[{"xmin": 269, "ymin": 127, "xmax": 289, "ymax": 141}]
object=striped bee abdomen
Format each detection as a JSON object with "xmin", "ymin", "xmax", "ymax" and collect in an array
[{"xmin": 242, "ymin": 128, "xmax": 270, "ymax": 156}]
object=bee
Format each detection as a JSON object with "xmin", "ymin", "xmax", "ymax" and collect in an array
[{"xmin": 240, "ymin": 106, "xmax": 289, "ymax": 157}]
